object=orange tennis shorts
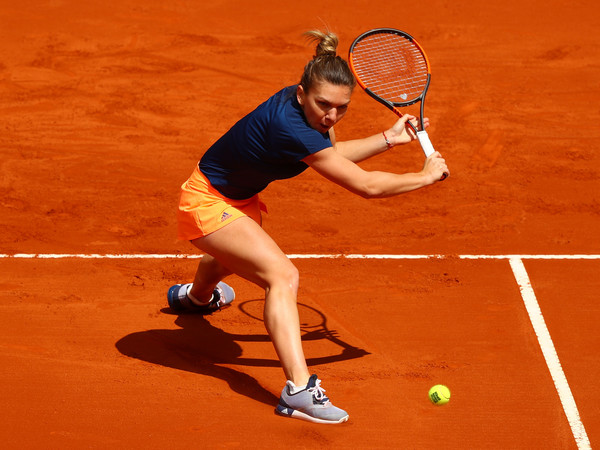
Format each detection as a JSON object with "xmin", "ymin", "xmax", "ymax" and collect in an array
[{"xmin": 177, "ymin": 165, "xmax": 265, "ymax": 241}]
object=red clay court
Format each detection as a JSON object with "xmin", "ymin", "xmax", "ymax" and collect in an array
[{"xmin": 1, "ymin": 0, "xmax": 599, "ymax": 448}]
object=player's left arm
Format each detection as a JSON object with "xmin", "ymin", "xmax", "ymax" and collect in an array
[{"xmin": 332, "ymin": 115, "xmax": 427, "ymax": 163}]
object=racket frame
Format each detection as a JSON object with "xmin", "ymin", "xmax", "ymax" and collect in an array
[{"xmin": 349, "ymin": 28, "xmax": 437, "ymax": 158}]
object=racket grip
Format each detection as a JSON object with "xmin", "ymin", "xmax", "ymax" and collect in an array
[
  {"xmin": 417, "ymin": 130, "xmax": 448, "ymax": 181},
  {"xmin": 416, "ymin": 130, "xmax": 435, "ymax": 157}
]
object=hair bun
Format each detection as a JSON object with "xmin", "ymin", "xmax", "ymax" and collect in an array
[
  {"xmin": 299, "ymin": 29, "xmax": 355, "ymax": 92},
  {"xmin": 304, "ymin": 30, "xmax": 338, "ymax": 58}
]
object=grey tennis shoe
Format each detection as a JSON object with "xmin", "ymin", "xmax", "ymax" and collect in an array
[
  {"xmin": 275, "ymin": 374, "xmax": 349, "ymax": 424},
  {"xmin": 167, "ymin": 282, "xmax": 235, "ymax": 314}
]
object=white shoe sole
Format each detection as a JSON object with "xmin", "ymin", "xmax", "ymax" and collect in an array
[{"xmin": 275, "ymin": 405, "xmax": 349, "ymax": 424}]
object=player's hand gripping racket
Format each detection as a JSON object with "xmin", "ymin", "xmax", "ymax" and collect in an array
[{"xmin": 349, "ymin": 28, "xmax": 447, "ymax": 180}]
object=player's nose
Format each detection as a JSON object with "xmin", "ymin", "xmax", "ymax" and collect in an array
[{"xmin": 325, "ymin": 108, "xmax": 337, "ymax": 124}]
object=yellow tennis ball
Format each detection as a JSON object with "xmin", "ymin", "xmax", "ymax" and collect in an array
[{"xmin": 428, "ymin": 384, "xmax": 451, "ymax": 405}]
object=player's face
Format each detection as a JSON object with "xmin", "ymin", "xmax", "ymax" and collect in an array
[{"xmin": 297, "ymin": 81, "xmax": 352, "ymax": 133}]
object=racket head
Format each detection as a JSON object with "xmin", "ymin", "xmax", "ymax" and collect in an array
[{"xmin": 349, "ymin": 28, "xmax": 431, "ymax": 109}]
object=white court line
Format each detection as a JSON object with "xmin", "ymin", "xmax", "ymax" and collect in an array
[
  {"xmin": 509, "ymin": 258, "xmax": 591, "ymax": 450},
  {"xmin": 1, "ymin": 253, "xmax": 600, "ymax": 259}
]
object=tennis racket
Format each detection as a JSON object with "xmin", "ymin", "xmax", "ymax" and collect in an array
[{"xmin": 349, "ymin": 28, "xmax": 447, "ymax": 180}]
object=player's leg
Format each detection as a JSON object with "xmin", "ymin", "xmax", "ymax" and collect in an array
[
  {"xmin": 188, "ymin": 216, "xmax": 348, "ymax": 423},
  {"xmin": 191, "ymin": 216, "xmax": 309, "ymax": 387},
  {"xmin": 188, "ymin": 254, "xmax": 233, "ymax": 304}
]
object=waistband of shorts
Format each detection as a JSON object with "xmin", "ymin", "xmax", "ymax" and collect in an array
[{"xmin": 187, "ymin": 165, "xmax": 267, "ymax": 212}]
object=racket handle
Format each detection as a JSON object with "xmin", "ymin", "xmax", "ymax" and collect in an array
[
  {"xmin": 416, "ymin": 130, "xmax": 435, "ymax": 157},
  {"xmin": 417, "ymin": 130, "xmax": 448, "ymax": 181}
]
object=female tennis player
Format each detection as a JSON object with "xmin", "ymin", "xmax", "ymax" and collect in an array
[{"xmin": 168, "ymin": 30, "xmax": 448, "ymax": 424}]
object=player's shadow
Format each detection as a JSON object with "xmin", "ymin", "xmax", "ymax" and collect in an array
[{"xmin": 115, "ymin": 300, "xmax": 369, "ymax": 407}]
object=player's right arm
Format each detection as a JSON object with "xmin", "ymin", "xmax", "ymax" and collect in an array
[{"xmin": 303, "ymin": 146, "xmax": 447, "ymax": 198}]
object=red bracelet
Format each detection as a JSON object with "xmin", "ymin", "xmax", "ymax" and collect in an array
[{"xmin": 382, "ymin": 131, "xmax": 393, "ymax": 149}]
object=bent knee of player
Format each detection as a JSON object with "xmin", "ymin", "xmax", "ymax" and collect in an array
[{"xmin": 264, "ymin": 260, "xmax": 300, "ymax": 297}]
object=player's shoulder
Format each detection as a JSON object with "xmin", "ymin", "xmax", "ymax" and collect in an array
[
  {"xmin": 261, "ymin": 85, "xmax": 296, "ymax": 109},
  {"xmin": 264, "ymin": 85, "xmax": 304, "ymax": 130}
]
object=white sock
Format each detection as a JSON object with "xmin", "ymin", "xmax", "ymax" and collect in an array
[
  {"xmin": 186, "ymin": 285, "xmax": 213, "ymax": 306},
  {"xmin": 287, "ymin": 380, "xmax": 307, "ymax": 394}
]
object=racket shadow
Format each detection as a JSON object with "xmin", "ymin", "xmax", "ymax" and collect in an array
[
  {"xmin": 238, "ymin": 299, "xmax": 371, "ymax": 366},
  {"xmin": 115, "ymin": 299, "xmax": 370, "ymax": 407}
]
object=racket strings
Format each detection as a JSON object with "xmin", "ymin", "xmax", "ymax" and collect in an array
[{"xmin": 351, "ymin": 33, "xmax": 428, "ymax": 103}]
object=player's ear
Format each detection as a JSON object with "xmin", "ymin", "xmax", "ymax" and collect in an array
[{"xmin": 296, "ymin": 85, "xmax": 305, "ymax": 106}]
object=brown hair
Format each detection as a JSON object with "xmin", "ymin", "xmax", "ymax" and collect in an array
[{"xmin": 299, "ymin": 30, "xmax": 356, "ymax": 92}]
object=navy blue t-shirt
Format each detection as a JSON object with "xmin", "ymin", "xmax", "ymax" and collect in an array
[{"xmin": 199, "ymin": 85, "xmax": 332, "ymax": 200}]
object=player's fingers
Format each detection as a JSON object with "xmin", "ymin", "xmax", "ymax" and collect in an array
[
  {"xmin": 401, "ymin": 115, "xmax": 418, "ymax": 138},
  {"xmin": 424, "ymin": 152, "xmax": 449, "ymax": 181},
  {"xmin": 396, "ymin": 114, "xmax": 415, "ymax": 127},
  {"xmin": 407, "ymin": 115, "xmax": 419, "ymax": 127},
  {"xmin": 438, "ymin": 162, "xmax": 449, "ymax": 179}
]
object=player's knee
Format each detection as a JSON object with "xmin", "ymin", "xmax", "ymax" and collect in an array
[
  {"xmin": 287, "ymin": 264, "xmax": 300, "ymax": 292},
  {"xmin": 268, "ymin": 261, "xmax": 299, "ymax": 294},
  {"xmin": 281, "ymin": 262, "xmax": 300, "ymax": 292}
]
